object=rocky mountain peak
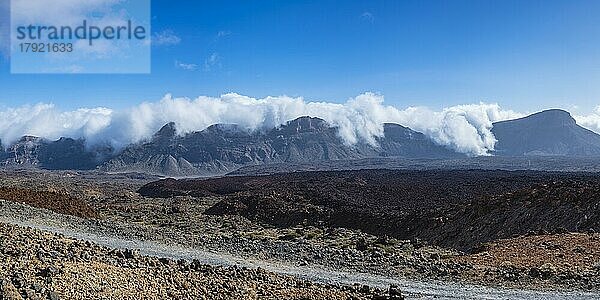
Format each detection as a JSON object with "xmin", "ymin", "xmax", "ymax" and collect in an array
[
  {"xmin": 280, "ymin": 116, "xmax": 329, "ymax": 133},
  {"xmin": 154, "ymin": 122, "xmax": 177, "ymax": 139},
  {"xmin": 492, "ymin": 109, "xmax": 600, "ymax": 156},
  {"xmin": 205, "ymin": 123, "xmax": 244, "ymax": 133},
  {"xmin": 503, "ymin": 109, "xmax": 576, "ymax": 127}
]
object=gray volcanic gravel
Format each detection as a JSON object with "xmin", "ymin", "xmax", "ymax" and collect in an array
[{"xmin": 0, "ymin": 220, "xmax": 387, "ymax": 300}]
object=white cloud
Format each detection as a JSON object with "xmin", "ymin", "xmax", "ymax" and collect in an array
[
  {"xmin": 204, "ymin": 52, "xmax": 220, "ymax": 71},
  {"xmin": 574, "ymin": 106, "xmax": 600, "ymax": 134},
  {"xmin": 216, "ymin": 30, "xmax": 231, "ymax": 39},
  {"xmin": 360, "ymin": 12, "xmax": 374, "ymax": 23},
  {"xmin": 0, "ymin": 104, "xmax": 112, "ymax": 146},
  {"xmin": 0, "ymin": 93, "xmax": 531, "ymax": 155},
  {"xmin": 174, "ymin": 60, "xmax": 198, "ymax": 71},
  {"xmin": 152, "ymin": 30, "xmax": 181, "ymax": 46},
  {"xmin": 383, "ymin": 103, "xmax": 524, "ymax": 155}
]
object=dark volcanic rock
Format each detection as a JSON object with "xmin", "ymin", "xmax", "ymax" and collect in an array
[
  {"xmin": 140, "ymin": 169, "xmax": 600, "ymax": 251},
  {"xmin": 204, "ymin": 191, "xmax": 331, "ymax": 228},
  {"xmin": 443, "ymin": 179, "xmax": 600, "ymax": 250},
  {"xmin": 492, "ymin": 109, "xmax": 600, "ymax": 157}
]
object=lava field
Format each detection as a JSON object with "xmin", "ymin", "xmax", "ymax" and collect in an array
[{"xmin": 140, "ymin": 169, "xmax": 600, "ymax": 251}]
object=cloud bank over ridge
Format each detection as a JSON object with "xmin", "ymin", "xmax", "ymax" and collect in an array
[{"xmin": 2, "ymin": 92, "xmax": 594, "ymax": 156}]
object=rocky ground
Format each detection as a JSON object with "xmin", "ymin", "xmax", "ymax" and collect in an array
[
  {"xmin": 457, "ymin": 233, "xmax": 600, "ymax": 288},
  {"xmin": 1, "ymin": 169, "xmax": 600, "ymax": 299},
  {"xmin": 0, "ymin": 222, "xmax": 399, "ymax": 300}
]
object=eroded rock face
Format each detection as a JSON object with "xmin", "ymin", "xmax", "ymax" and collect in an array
[
  {"xmin": 104, "ymin": 117, "xmax": 459, "ymax": 176},
  {"xmin": 1, "ymin": 137, "xmax": 109, "ymax": 170}
]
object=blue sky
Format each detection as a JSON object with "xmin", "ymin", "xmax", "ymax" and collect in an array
[{"xmin": 1, "ymin": 0, "xmax": 600, "ymax": 112}]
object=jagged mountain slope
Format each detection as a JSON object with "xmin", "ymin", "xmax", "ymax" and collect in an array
[
  {"xmin": 0, "ymin": 136, "xmax": 108, "ymax": 170},
  {"xmin": 103, "ymin": 117, "xmax": 460, "ymax": 176},
  {"xmin": 492, "ymin": 109, "xmax": 600, "ymax": 156}
]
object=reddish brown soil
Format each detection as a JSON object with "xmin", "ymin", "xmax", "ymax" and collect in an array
[
  {"xmin": 464, "ymin": 233, "xmax": 600, "ymax": 270},
  {"xmin": 0, "ymin": 187, "xmax": 97, "ymax": 218}
]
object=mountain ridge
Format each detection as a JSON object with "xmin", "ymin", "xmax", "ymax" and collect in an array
[
  {"xmin": 3, "ymin": 110, "xmax": 600, "ymax": 175},
  {"xmin": 492, "ymin": 109, "xmax": 600, "ymax": 157},
  {"xmin": 102, "ymin": 116, "xmax": 460, "ymax": 176}
]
